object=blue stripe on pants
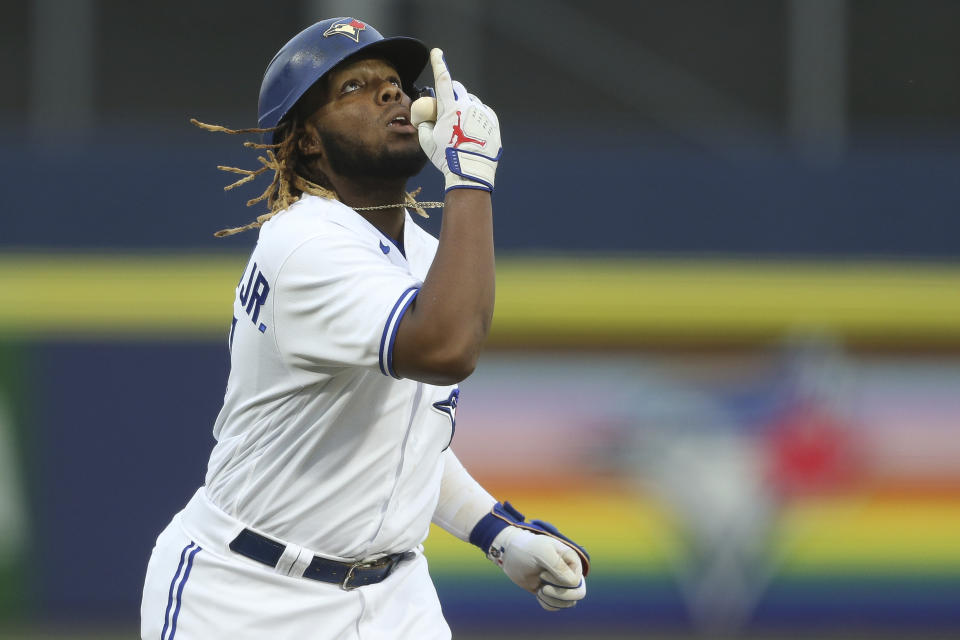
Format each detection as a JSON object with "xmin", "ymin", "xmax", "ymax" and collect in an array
[
  {"xmin": 160, "ymin": 542, "xmax": 202, "ymax": 640},
  {"xmin": 160, "ymin": 543, "xmax": 194, "ymax": 640},
  {"xmin": 169, "ymin": 544, "xmax": 202, "ymax": 639}
]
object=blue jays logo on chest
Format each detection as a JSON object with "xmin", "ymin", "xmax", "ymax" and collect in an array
[{"xmin": 432, "ymin": 388, "xmax": 459, "ymax": 450}]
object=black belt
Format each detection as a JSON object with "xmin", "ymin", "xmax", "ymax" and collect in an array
[{"xmin": 228, "ymin": 528, "xmax": 414, "ymax": 590}]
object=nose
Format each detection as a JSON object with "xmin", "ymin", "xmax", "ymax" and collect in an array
[{"xmin": 377, "ymin": 81, "xmax": 405, "ymax": 105}]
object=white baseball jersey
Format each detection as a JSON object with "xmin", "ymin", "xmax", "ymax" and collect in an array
[{"xmin": 204, "ymin": 194, "xmax": 459, "ymax": 560}]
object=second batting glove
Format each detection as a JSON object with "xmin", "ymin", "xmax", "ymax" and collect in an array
[
  {"xmin": 488, "ymin": 526, "xmax": 587, "ymax": 611},
  {"xmin": 469, "ymin": 502, "xmax": 590, "ymax": 611}
]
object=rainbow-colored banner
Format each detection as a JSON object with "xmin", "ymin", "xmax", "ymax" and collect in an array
[{"xmin": 0, "ymin": 253, "xmax": 958, "ymax": 634}]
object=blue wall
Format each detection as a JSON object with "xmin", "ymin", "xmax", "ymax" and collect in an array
[
  {"xmin": 4, "ymin": 129, "xmax": 959, "ymax": 258},
  {"xmin": 28, "ymin": 342, "xmax": 225, "ymax": 621}
]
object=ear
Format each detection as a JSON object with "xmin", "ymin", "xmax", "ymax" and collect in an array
[{"xmin": 298, "ymin": 119, "xmax": 324, "ymax": 157}]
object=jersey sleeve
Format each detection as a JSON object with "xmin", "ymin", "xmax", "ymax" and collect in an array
[{"xmin": 273, "ymin": 233, "xmax": 421, "ymax": 378}]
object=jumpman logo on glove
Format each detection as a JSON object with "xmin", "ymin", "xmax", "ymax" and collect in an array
[{"xmin": 449, "ymin": 111, "xmax": 486, "ymax": 148}]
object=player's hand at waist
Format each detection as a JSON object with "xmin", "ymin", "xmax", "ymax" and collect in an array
[
  {"xmin": 489, "ymin": 527, "xmax": 587, "ymax": 611},
  {"xmin": 469, "ymin": 502, "xmax": 589, "ymax": 611},
  {"xmin": 411, "ymin": 48, "xmax": 502, "ymax": 193}
]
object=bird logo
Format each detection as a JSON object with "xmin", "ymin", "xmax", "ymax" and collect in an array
[
  {"xmin": 432, "ymin": 388, "xmax": 460, "ymax": 450},
  {"xmin": 323, "ymin": 19, "xmax": 367, "ymax": 42}
]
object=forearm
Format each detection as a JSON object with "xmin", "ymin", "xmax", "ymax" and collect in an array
[
  {"xmin": 394, "ymin": 189, "xmax": 495, "ymax": 383},
  {"xmin": 393, "ymin": 48, "xmax": 501, "ymax": 384},
  {"xmin": 419, "ymin": 188, "xmax": 495, "ymax": 351},
  {"xmin": 432, "ymin": 449, "xmax": 590, "ymax": 611},
  {"xmin": 432, "ymin": 448, "xmax": 497, "ymax": 542}
]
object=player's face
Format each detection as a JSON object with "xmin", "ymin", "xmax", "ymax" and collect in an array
[{"xmin": 300, "ymin": 57, "xmax": 427, "ymax": 181}]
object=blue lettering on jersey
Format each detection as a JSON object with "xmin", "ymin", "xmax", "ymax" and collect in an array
[
  {"xmin": 239, "ymin": 261, "xmax": 257, "ymax": 305},
  {"xmin": 235, "ymin": 260, "xmax": 272, "ymax": 334},
  {"xmin": 245, "ymin": 272, "xmax": 270, "ymax": 325}
]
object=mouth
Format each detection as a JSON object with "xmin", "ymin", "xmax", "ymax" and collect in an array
[{"xmin": 386, "ymin": 114, "xmax": 416, "ymax": 134}]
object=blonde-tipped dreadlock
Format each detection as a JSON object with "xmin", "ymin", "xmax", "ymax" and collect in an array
[{"xmin": 190, "ymin": 118, "xmax": 441, "ymax": 238}]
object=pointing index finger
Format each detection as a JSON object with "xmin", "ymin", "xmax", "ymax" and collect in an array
[{"xmin": 430, "ymin": 48, "xmax": 455, "ymax": 105}]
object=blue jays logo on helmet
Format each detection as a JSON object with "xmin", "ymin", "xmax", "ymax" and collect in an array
[
  {"xmin": 323, "ymin": 19, "xmax": 367, "ymax": 42},
  {"xmin": 257, "ymin": 17, "xmax": 429, "ymax": 144}
]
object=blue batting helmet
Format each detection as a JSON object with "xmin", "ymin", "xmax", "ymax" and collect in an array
[{"xmin": 257, "ymin": 17, "xmax": 429, "ymax": 144}]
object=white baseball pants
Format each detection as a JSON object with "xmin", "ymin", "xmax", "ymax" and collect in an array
[{"xmin": 140, "ymin": 489, "xmax": 451, "ymax": 640}]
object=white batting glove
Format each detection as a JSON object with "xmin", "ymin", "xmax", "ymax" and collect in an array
[
  {"xmin": 411, "ymin": 48, "xmax": 502, "ymax": 192},
  {"xmin": 488, "ymin": 526, "xmax": 587, "ymax": 611}
]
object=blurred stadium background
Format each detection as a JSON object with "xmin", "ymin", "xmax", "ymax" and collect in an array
[{"xmin": 2, "ymin": 0, "xmax": 959, "ymax": 638}]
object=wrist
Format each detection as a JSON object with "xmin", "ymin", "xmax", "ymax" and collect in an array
[
  {"xmin": 468, "ymin": 501, "xmax": 524, "ymax": 553},
  {"xmin": 442, "ymin": 184, "xmax": 493, "ymax": 212},
  {"xmin": 443, "ymin": 146, "xmax": 501, "ymax": 192},
  {"xmin": 444, "ymin": 175, "xmax": 493, "ymax": 193},
  {"xmin": 468, "ymin": 501, "xmax": 592, "ymax": 577}
]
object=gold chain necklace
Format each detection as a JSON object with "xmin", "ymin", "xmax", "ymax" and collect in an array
[
  {"xmin": 355, "ymin": 201, "xmax": 444, "ymax": 211},
  {"xmin": 293, "ymin": 175, "xmax": 444, "ymax": 216}
]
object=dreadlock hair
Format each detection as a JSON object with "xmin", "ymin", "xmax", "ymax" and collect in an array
[{"xmin": 191, "ymin": 117, "xmax": 433, "ymax": 237}]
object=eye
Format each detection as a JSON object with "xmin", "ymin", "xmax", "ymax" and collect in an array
[{"xmin": 340, "ymin": 79, "xmax": 363, "ymax": 95}]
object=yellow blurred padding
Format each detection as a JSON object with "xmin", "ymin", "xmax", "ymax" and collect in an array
[
  {"xmin": 0, "ymin": 253, "xmax": 243, "ymax": 339},
  {"xmin": 1, "ymin": 253, "xmax": 959, "ymax": 344},
  {"xmin": 492, "ymin": 257, "xmax": 960, "ymax": 346},
  {"xmin": 424, "ymin": 492, "xmax": 960, "ymax": 575},
  {"xmin": 423, "ymin": 490, "xmax": 682, "ymax": 574},
  {"xmin": 775, "ymin": 496, "xmax": 960, "ymax": 573}
]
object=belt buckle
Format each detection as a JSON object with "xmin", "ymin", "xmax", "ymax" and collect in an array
[{"xmin": 341, "ymin": 560, "xmax": 367, "ymax": 591}]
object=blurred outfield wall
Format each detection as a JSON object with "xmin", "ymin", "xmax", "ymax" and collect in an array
[
  {"xmin": 0, "ymin": 252, "xmax": 959, "ymax": 637},
  {"xmin": 4, "ymin": 132, "xmax": 960, "ymax": 257},
  {"xmin": 3, "ymin": 1, "xmax": 960, "ymax": 636}
]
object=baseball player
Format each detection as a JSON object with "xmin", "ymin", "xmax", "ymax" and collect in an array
[{"xmin": 140, "ymin": 17, "xmax": 588, "ymax": 640}]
